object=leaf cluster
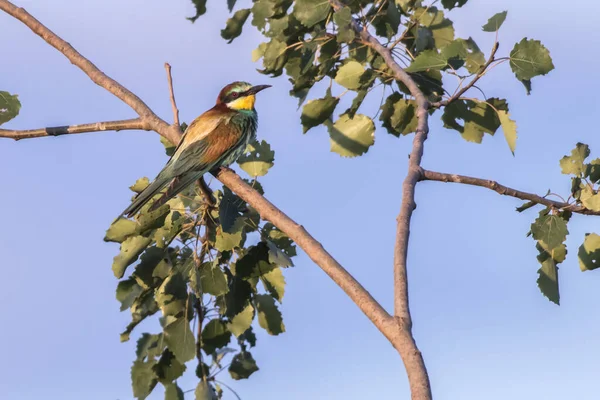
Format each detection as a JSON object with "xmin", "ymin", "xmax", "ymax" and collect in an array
[
  {"xmin": 519, "ymin": 143, "xmax": 600, "ymax": 304},
  {"xmin": 105, "ymin": 137, "xmax": 296, "ymax": 399},
  {"xmin": 190, "ymin": 2, "xmax": 554, "ymax": 157}
]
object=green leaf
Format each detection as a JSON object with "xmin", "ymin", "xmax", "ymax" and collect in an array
[
  {"xmin": 334, "ymin": 61, "xmax": 365, "ymax": 90},
  {"xmin": 188, "ymin": 0, "xmax": 207, "ymax": 23},
  {"xmin": 195, "ymin": 380, "xmax": 217, "ymax": 400},
  {"xmin": 131, "ymin": 246, "xmax": 167, "ymax": 290},
  {"xmin": 154, "ymin": 349, "xmax": 186, "ymax": 384},
  {"xmin": 130, "ymin": 177, "xmax": 150, "ymax": 193},
  {"xmin": 112, "ymin": 236, "xmax": 152, "ymax": 278},
  {"xmin": 497, "ymin": 110, "xmax": 517, "ymax": 154},
  {"xmin": 202, "ymin": 319, "xmax": 232, "ymax": 355},
  {"xmin": 333, "ymin": 6, "xmax": 354, "ymax": 43},
  {"xmin": 122, "ymin": 293, "xmax": 159, "ymax": 342},
  {"xmin": 237, "ymin": 139, "xmax": 275, "ymax": 177},
  {"xmin": 441, "ymin": 39, "xmax": 468, "ymax": 69},
  {"xmin": 559, "ymin": 143, "xmax": 589, "ymax": 176},
  {"xmin": 294, "ymin": 0, "xmax": 331, "ymax": 27},
  {"xmin": 227, "ymin": 303, "xmax": 255, "ymax": 337},
  {"xmin": 164, "ymin": 383, "xmax": 184, "ymax": 400},
  {"xmin": 266, "ymin": 240, "xmax": 294, "ymax": 267},
  {"xmin": 301, "ymin": 94, "xmax": 339, "ymax": 133},
  {"xmin": 229, "ymin": 351, "xmax": 259, "ymax": 380},
  {"xmin": 345, "ymin": 89, "xmax": 368, "ymax": 119},
  {"xmin": 251, "ymin": 0, "xmax": 276, "ymax": 30},
  {"xmin": 530, "ymin": 214, "xmax": 569, "ymax": 250},
  {"xmin": 136, "ymin": 205, "xmax": 170, "ymax": 235},
  {"xmin": 415, "ymin": 7, "xmax": 454, "ymax": 48},
  {"xmin": 261, "ymin": 39, "xmax": 287, "ymax": 72},
  {"xmin": 441, "ymin": 0, "xmax": 467, "ymax": 9},
  {"xmin": 516, "ymin": 201, "xmax": 536, "ymax": 213},
  {"xmin": 261, "ymin": 268, "xmax": 285, "ymax": 302},
  {"xmin": 389, "ymin": 99, "xmax": 418, "ymax": 136},
  {"xmin": 194, "ymin": 261, "xmax": 228, "ymax": 296},
  {"xmin": 442, "ymin": 99, "xmax": 504, "ymax": 143},
  {"xmin": 105, "ymin": 218, "xmax": 138, "ymax": 243},
  {"xmin": 221, "ymin": 8, "xmax": 251, "ymax": 43},
  {"xmin": 482, "ymin": 11, "xmax": 507, "ymax": 32},
  {"xmin": 328, "ymin": 114, "xmax": 375, "ymax": 158},
  {"xmin": 116, "ymin": 277, "xmax": 143, "ymax": 312},
  {"xmin": 580, "ymin": 186, "xmax": 600, "ymax": 211},
  {"xmin": 0, "ymin": 91, "xmax": 21, "ymax": 126},
  {"xmin": 227, "ymin": 0, "xmax": 236, "ymax": 12},
  {"xmin": 537, "ymin": 259, "xmax": 559, "ymax": 305},
  {"xmin": 464, "ymin": 37, "xmax": 485, "ymax": 74},
  {"xmin": 405, "ymin": 50, "xmax": 447, "ymax": 73},
  {"xmin": 156, "ymin": 272, "xmax": 188, "ymax": 317},
  {"xmin": 163, "ymin": 318, "xmax": 196, "ymax": 363},
  {"xmin": 586, "ymin": 159, "xmax": 600, "ymax": 183},
  {"xmin": 235, "ymin": 242, "xmax": 275, "ymax": 279},
  {"xmin": 255, "ymin": 294, "xmax": 285, "ymax": 335},
  {"xmin": 131, "ymin": 359, "xmax": 157, "ymax": 400},
  {"xmin": 578, "ymin": 233, "xmax": 600, "ymax": 271},
  {"xmin": 219, "ymin": 187, "xmax": 245, "ymax": 233},
  {"xmin": 263, "ymin": 223, "xmax": 296, "ymax": 257},
  {"xmin": 520, "ymin": 78, "xmax": 532, "ymax": 95},
  {"xmin": 136, "ymin": 333, "xmax": 164, "ymax": 360},
  {"xmin": 380, "ymin": 92, "xmax": 402, "ymax": 135},
  {"xmin": 510, "ymin": 38, "xmax": 554, "ymax": 81}
]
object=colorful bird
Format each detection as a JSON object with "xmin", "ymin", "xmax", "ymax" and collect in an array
[{"xmin": 120, "ymin": 81, "xmax": 271, "ymax": 218}]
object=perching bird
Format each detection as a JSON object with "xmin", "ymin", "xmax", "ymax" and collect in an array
[{"xmin": 120, "ymin": 81, "xmax": 271, "ymax": 218}]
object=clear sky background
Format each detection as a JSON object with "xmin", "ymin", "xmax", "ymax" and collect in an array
[{"xmin": 1, "ymin": 0, "xmax": 599, "ymax": 399}]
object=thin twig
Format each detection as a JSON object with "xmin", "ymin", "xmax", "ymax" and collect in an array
[
  {"xmin": 421, "ymin": 169, "xmax": 600, "ymax": 216},
  {"xmin": 431, "ymin": 41, "xmax": 500, "ymax": 108},
  {"xmin": 164, "ymin": 62, "xmax": 181, "ymax": 130},
  {"xmin": 0, "ymin": 118, "xmax": 146, "ymax": 140}
]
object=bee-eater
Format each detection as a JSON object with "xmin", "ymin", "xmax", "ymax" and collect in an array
[{"xmin": 120, "ymin": 81, "xmax": 271, "ymax": 218}]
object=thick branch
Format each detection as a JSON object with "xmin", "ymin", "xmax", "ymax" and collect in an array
[
  {"xmin": 0, "ymin": 118, "xmax": 146, "ymax": 140},
  {"xmin": 421, "ymin": 169, "xmax": 600, "ymax": 216},
  {"xmin": 329, "ymin": 2, "xmax": 432, "ymax": 399},
  {"xmin": 0, "ymin": 0, "xmax": 180, "ymax": 144},
  {"xmin": 214, "ymin": 169, "xmax": 400, "ymax": 337}
]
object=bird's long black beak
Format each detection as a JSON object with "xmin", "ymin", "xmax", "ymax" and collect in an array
[{"xmin": 248, "ymin": 84, "xmax": 271, "ymax": 95}]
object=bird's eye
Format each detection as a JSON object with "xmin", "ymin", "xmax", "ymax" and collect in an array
[{"xmin": 231, "ymin": 92, "xmax": 239, "ymax": 98}]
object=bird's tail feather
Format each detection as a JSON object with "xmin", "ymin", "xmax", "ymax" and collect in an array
[
  {"xmin": 121, "ymin": 177, "xmax": 170, "ymax": 218},
  {"xmin": 147, "ymin": 172, "xmax": 202, "ymax": 213}
]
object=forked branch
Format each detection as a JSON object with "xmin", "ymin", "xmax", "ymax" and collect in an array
[{"xmin": 329, "ymin": 1, "xmax": 432, "ymax": 399}]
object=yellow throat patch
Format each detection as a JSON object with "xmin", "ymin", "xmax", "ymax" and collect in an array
[{"xmin": 227, "ymin": 94, "xmax": 256, "ymax": 110}]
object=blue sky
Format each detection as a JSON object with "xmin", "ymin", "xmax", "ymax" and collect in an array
[{"xmin": 1, "ymin": 0, "xmax": 599, "ymax": 399}]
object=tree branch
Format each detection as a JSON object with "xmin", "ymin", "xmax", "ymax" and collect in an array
[
  {"xmin": 421, "ymin": 169, "xmax": 600, "ymax": 215},
  {"xmin": 339, "ymin": 3, "xmax": 434, "ymax": 399},
  {"xmin": 431, "ymin": 41, "xmax": 500, "ymax": 108},
  {"xmin": 0, "ymin": 118, "xmax": 147, "ymax": 140},
  {"xmin": 213, "ymin": 168, "xmax": 400, "ymax": 337},
  {"xmin": 0, "ymin": 0, "xmax": 180, "ymax": 144},
  {"xmin": 164, "ymin": 62, "xmax": 181, "ymax": 129}
]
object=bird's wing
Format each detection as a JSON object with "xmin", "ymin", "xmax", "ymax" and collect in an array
[
  {"xmin": 167, "ymin": 111, "xmax": 246, "ymax": 178},
  {"xmin": 170, "ymin": 106, "xmax": 228, "ymax": 159}
]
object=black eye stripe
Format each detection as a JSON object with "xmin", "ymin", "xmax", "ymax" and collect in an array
[{"xmin": 226, "ymin": 90, "xmax": 250, "ymax": 102}]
